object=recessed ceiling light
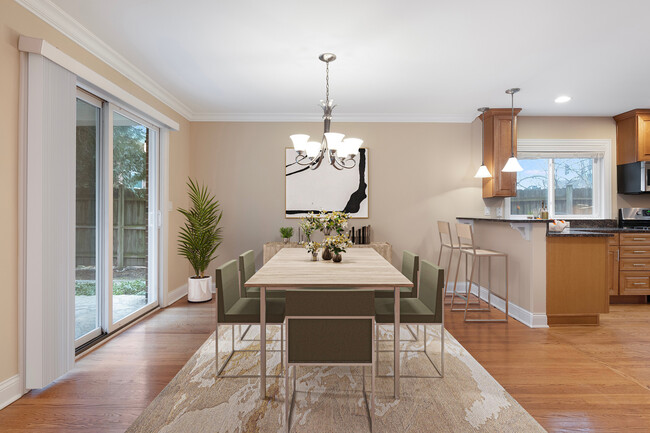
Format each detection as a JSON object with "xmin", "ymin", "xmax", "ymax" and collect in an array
[{"xmin": 555, "ymin": 95, "xmax": 571, "ymax": 103}]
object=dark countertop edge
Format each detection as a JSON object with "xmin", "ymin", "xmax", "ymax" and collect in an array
[
  {"xmin": 546, "ymin": 229, "xmax": 614, "ymax": 238},
  {"xmin": 456, "ymin": 217, "xmax": 550, "ymax": 223}
]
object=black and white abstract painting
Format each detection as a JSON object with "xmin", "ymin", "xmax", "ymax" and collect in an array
[{"xmin": 285, "ymin": 148, "xmax": 369, "ymax": 218}]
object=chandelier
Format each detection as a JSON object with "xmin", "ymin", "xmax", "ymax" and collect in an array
[{"xmin": 289, "ymin": 53, "xmax": 363, "ymax": 170}]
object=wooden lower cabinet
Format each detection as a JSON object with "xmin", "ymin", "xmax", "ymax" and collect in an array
[
  {"xmin": 547, "ymin": 236, "xmax": 609, "ymax": 325},
  {"xmin": 615, "ymin": 233, "xmax": 650, "ymax": 296},
  {"xmin": 608, "ymin": 245, "xmax": 619, "ymax": 295}
]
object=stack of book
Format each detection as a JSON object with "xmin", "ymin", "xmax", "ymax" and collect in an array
[{"xmin": 349, "ymin": 225, "xmax": 371, "ymax": 245}]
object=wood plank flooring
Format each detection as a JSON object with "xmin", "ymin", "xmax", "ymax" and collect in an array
[{"xmin": 2, "ymin": 296, "xmax": 650, "ymax": 431}]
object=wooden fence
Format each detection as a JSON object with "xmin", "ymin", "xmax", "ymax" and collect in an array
[
  {"xmin": 76, "ymin": 186, "xmax": 148, "ymax": 268},
  {"xmin": 510, "ymin": 186, "xmax": 593, "ymax": 216}
]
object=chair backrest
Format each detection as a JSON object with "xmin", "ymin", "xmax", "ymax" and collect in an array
[
  {"xmin": 215, "ymin": 260, "xmax": 240, "ymax": 323},
  {"xmin": 437, "ymin": 221, "xmax": 455, "ymax": 248},
  {"xmin": 285, "ymin": 290, "xmax": 374, "ymax": 364},
  {"xmin": 402, "ymin": 250, "xmax": 420, "ymax": 295},
  {"xmin": 418, "ymin": 260, "xmax": 444, "ymax": 323},
  {"xmin": 455, "ymin": 223, "xmax": 476, "ymax": 251},
  {"xmin": 239, "ymin": 250, "xmax": 256, "ymax": 297}
]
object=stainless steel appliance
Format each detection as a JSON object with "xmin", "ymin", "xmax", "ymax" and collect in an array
[
  {"xmin": 619, "ymin": 208, "xmax": 650, "ymax": 230},
  {"xmin": 617, "ymin": 161, "xmax": 650, "ymax": 194}
]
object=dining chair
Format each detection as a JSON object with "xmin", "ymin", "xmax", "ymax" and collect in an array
[
  {"xmin": 375, "ymin": 250, "xmax": 419, "ymax": 298},
  {"xmin": 215, "ymin": 259, "xmax": 286, "ymax": 378},
  {"xmin": 451, "ymin": 223, "xmax": 508, "ymax": 323},
  {"xmin": 436, "ymin": 220, "xmax": 461, "ymax": 300},
  {"xmin": 284, "ymin": 289, "xmax": 375, "ymax": 432},
  {"xmin": 238, "ymin": 250, "xmax": 285, "ymax": 341},
  {"xmin": 375, "ymin": 250, "xmax": 420, "ymax": 341},
  {"xmin": 374, "ymin": 259, "xmax": 445, "ymax": 379}
]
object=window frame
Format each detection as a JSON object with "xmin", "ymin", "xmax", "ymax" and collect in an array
[{"xmin": 505, "ymin": 139, "xmax": 612, "ymax": 220}]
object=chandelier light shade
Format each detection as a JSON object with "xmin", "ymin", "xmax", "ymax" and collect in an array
[
  {"xmin": 474, "ymin": 106, "xmax": 492, "ymax": 178},
  {"xmin": 290, "ymin": 53, "xmax": 363, "ymax": 170},
  {"xmin": 502, "ymin": 88, "xmax": 523, "ymax": 173}
]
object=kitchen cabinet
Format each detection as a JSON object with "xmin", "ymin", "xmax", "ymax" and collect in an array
[
  {"xmin": 614, "ymin": 109, "xmax": 650, "ymax": 165},
  {"xmin": 547, "ymin": 236, "xmax": 609, "ymax": 325},
  {"xmin": 618, "ymin": 233, "xmax": 650, "ymax": 295},
  {"xmin": 480, "ymin": 108, "xmax": 521, "ymax": 198},
  {"xmin": 608, "ymin": 243, "xmax": 619, "ymax": 296}
]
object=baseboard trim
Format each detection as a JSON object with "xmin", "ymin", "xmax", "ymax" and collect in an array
[
  {"xmin": 166, "ymin": 284, "xmax": 188, "ymax": 307},
  {"xmin": 0, "ymin": 374, "xmax": 23, "ymax": 410},
  {"xmin": 447, "ymin": 283, "xmax": 548, "ymax": 328}
]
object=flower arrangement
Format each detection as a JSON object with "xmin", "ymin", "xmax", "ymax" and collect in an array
[
  {"xmin": 322, "ymin": 211, "xmax": 350, "ymax": 235},
  {"xmin": 304, "ymin": 241, "xmax": 321, "ymax": 254},
  {"xmin": 324, "ymin": 234, "xmax": 353, "ymax": 256},
  {"xmin": 299, "ymin": 212, "xmax": 323, "ymax": 241}
]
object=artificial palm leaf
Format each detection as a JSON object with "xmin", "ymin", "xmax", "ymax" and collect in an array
[{"xmin": 177, "ymin": 178, "xmax": 223, "ymax": 277}]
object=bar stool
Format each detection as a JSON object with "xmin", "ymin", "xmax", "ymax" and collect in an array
[
  {"xmin": 436, "ymin": 221, "xmax": 461, "ymax": 301},
  {"xmin": 451, "ymin": 223, "xmax": 508, "ymax": 323}
]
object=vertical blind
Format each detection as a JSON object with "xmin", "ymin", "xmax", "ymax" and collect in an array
[{"xmin": 24, "ymin": 53, "xmax": 76, "ymax": 389}]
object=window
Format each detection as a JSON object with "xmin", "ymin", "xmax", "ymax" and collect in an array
[{"xmin": 507, "ymin": 140, "xmax": 611, "ymax": 219}]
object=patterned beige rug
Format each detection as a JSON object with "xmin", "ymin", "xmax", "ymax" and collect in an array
[{"xmin": 128, "ymin": 326, "xmax": 545, "ymax": 432}]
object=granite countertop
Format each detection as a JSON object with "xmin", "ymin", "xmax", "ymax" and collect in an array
[
  {"xmin": 546, "ymin": 228, "xmax": 614, "ymax": 238},
  {"xmin": 456, "ymin": 216, "xmax": 550, "ymax": 223},
  {"xmin": 547, "ymin": 227, "xmax": 650, "ymax": 237}
]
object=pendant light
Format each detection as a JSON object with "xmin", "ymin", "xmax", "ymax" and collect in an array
[
  {"xmin": 474, "ymin": 107, "xmax": 491, "ymax": 178},
  {"xmin": 502, "ymin": 88, "xmax": 523, "ymax": 172}
]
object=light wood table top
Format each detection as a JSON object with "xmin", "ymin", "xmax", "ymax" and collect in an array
[{"xmin": 246, "ymin": 247, "xmax": 412, "ymax": 288}]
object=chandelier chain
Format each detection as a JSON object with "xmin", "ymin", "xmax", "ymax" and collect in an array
[{"xmin": 325, "ymin": 61, "xmax": 330, "ymax": 104}]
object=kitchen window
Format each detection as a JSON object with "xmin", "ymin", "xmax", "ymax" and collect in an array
[{"xmin": 506, "ymin": 140, "xmax": 611, "ymax": 219}]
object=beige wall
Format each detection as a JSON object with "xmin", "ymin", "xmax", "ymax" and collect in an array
[
  {"xmin": 0, "ymin": 3, "xmax": 191, "ymax": 384},
  {"xmin": 190, "ymin": 121, "xmax": 485, "ymax": 279}
]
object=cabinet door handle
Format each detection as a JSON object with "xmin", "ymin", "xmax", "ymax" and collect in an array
[
  {"xmin": 634, "ymin": 282, "xmax": 646, "ymax": 285},
  {"xmin": 634, "ymin": 250, "xmax": 646, "ymax": 253},
  {"xmin": 633, "ymin": 263, "xmax": 646, "ymax": 266},
  {"xmin": 634, "ymin": 238, "xmax": 646, "ymax": 241},
  {"xmin": 617, "ymin": 250, "xmax": 620, "ymax": 261}
]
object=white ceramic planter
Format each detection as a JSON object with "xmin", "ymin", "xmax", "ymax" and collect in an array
[{"xmin": 187, "ymin": 276, "xmax": 213, "ymax": 302}]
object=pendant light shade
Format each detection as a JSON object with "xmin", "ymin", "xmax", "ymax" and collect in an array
[
  {"xmin": 502, "ymin": 88, "xmax": 523, "ymax": 173},
  {"xmin": 474, "ymin": 164, "xmax": 492, "ymax": 178},
  {"xmin": 502, "ymin": 156, "xmax": 523, "ymax": 172},
  {"xmin": 474, "ymin": 106, "xmax": 492, "ymax": 178}
]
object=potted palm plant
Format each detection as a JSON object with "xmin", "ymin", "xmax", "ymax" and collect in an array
[{"xmin": 177, "ymin": 178, "xmax": 223, "ymax": 302}]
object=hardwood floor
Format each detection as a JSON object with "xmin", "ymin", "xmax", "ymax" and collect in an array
[
  {"xmin": 444, "ymin": 300, "xmax": 650, "ymax": 432},
  {"xmin": 0, "ymin": 297, "xmax": 216, "ymax": 433},
  {"xmin": 2, "ymin": 295, "xmax": 650, "ymax": 431}
]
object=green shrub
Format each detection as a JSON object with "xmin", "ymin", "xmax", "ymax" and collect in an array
[{"xmin": 75, "ymin": 280, "xmax": 147, "ymax": 296}]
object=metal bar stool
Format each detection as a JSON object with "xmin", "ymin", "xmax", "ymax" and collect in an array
[
  {"xmin": 451, "ymin": 223, "xmax": 508, "ymax": 323},
  {"xmin": 436, "ymin": 221, "xmax": 461, "ymax": 301}
]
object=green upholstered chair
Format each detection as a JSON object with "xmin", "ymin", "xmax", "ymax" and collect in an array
[
  {"xmin": 215, "ymin": 259, "xmax": 285, "ymax": 378},
  {"xmin": 239, "ymin": 250, "xmax": 284, "ymax": 298},
  {"xmin": 374, "ymin": 259, "xmax": 445, "ymax": 378},
  {"xmin": 284, "ymin": 289, "xmax": 375, "ymax": 431},
  {"xmin": 375, "ymin": 250, "xmax": 419, "ymax": 298}
]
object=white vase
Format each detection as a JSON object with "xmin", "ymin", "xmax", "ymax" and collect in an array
[{"xmin": 187, "ymin": 276, "xmax": 213, "ymax": 302}]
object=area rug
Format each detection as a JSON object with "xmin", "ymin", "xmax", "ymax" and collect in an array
[{"xmin": 127, "ymin": 326, "xmax": 545, "ymax": 432}]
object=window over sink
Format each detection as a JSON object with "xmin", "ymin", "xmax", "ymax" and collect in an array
[{"xmin": 506, "ymin": 140, "xmax": 612, "ymax": 219}]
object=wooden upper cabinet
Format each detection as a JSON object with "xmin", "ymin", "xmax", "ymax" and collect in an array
[
  {"xmin": 480, "ymin": 108, "xmax": 521, "ymax": 198},
  {"xmin": 614, "ymin": 109, "xmax": 650, "ymax": 165}
]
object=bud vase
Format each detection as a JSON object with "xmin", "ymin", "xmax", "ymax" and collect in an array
[
  {"xmin": 333, "ymin": 253, "xmax": 342, "ymax": 263},
  {"xmin": 311, "ymin": 252, "xmax": 318, "ymax": 261},
  {"xmin": 322, "ymin": 246, "xmax": 332, "ymax": 260}
]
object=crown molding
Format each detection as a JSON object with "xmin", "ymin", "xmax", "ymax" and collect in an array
[
  {"xmin": 15, "ymin": 0, "xmax": 193, "ymax": 121},
  {"xmin": 190, "ymin": 112, "xmax": 475, "ymax": 123}
]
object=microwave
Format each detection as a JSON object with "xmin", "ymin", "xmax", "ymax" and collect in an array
[{"xmin": 617, "ymin": 161, "xmax": 650, "ymax": 194}]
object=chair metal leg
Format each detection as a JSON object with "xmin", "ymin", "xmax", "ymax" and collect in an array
[
  {"xmin": 215, "ymin": 322, "xmax": 219, "ymax": 375},
  {"xmin": 440, "ymin": 323, "xmax": 445, "ymax": 377},
  {"xmin": 464, "ymin": 254, "xmax": 508, "ymax": 323}
]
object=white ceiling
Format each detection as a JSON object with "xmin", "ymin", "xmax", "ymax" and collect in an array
[{"xmin": 28, "ymin": 0, "xmax": 650, "ymax": 121}]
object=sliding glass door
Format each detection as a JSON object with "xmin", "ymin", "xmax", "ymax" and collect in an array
[
  {"xmin": 75, "ymin": 92, "xmax": 102, "ymax": 346},
  {"xmin": 75, "ymin": 90, "xmax": 160, "ymax": 348},
  {"xmin": 111, "ymin": 110, "xmax": 158, "ymax": 327}
]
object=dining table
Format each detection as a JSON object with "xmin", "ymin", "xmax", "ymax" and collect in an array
[{"xmin": 245, "ymin": 247, "xmax": 413, "ymax": 400}]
